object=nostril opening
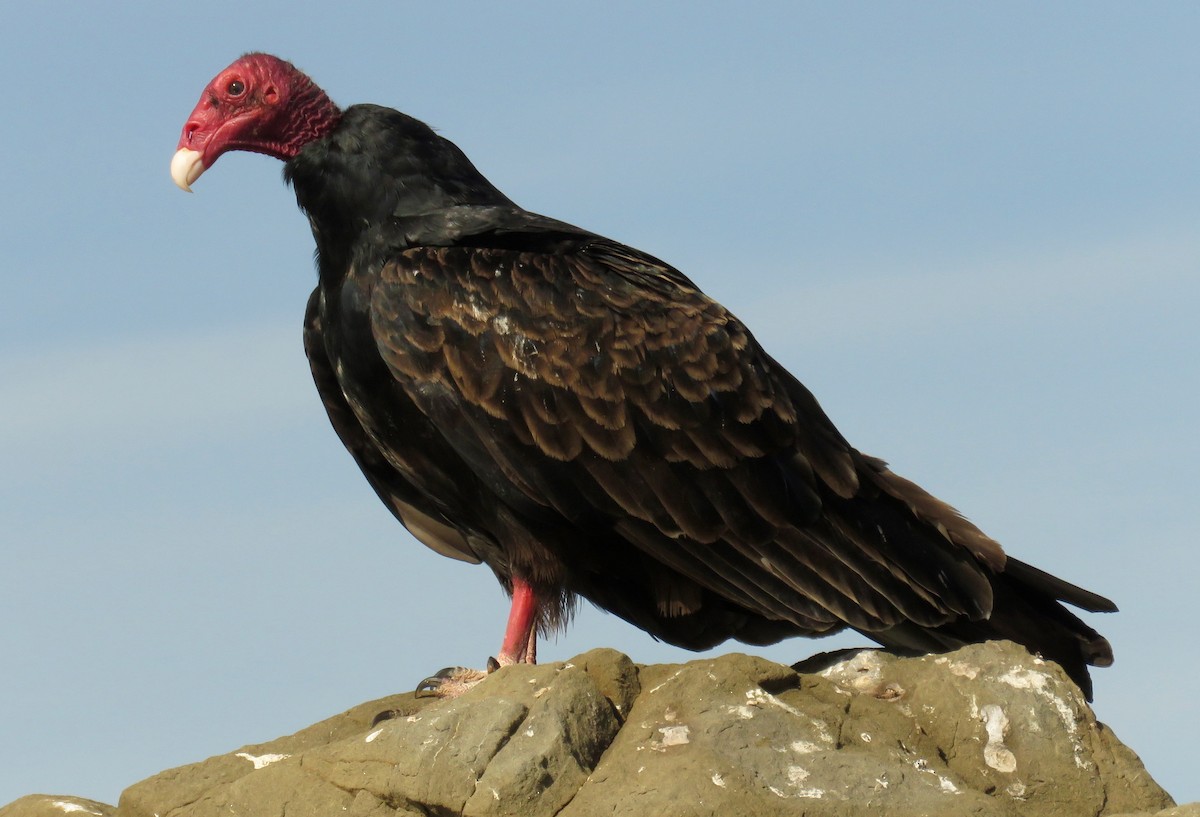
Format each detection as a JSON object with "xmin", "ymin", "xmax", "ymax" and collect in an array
[{"xmin": 185, "ymin": 122, "xmax": 199, "ymax": 144}]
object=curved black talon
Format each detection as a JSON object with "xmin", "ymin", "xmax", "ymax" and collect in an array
[
  {"xmin": 371, "ymin": 708, "xmax": 402, "ymax": 726},
  {"xmin": 414, "ymin": 663, "xmax": 492, "ymax": 698},
  {"xmin": 416, "ymin": 665, "xmax": 468, "ymax": 697}
]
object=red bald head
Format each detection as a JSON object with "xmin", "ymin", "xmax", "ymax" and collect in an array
[{"xmin": 171, "ymin": 53, "xmax": 341, "ymax": 191}]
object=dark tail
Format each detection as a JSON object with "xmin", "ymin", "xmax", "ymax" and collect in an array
[{"xmin": 865, "ymin": 557, "xmax": 1116, "ymax": 701}]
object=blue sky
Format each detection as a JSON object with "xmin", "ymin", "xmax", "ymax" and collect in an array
[{"xmin": 2, "ymin": 1, "xmax": 1197, "ymax": 806}]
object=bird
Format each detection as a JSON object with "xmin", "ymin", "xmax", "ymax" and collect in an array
[{"xmin": 171, "ymin": 53, "xmax": 1116, "ymax": 699}]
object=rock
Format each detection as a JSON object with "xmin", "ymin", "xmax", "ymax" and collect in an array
[
  {"xmin": 1109, "ymin": 808, "xmax": 1200, "ymax": 817},
  {"xmin": 0, "ymin": 796, "xmax": 114, "ymax": 817},
  {"xmin": 1, "ymin": 642, "xmax": 1188, "ymax": 817}
]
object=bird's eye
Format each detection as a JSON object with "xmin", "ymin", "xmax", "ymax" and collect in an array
[{"xmin": 227, "ymin": 79, "xmax": 246, "ymax": 96}]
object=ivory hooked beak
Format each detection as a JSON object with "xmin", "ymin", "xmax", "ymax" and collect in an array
[{"xmin": 170, "ymin": 148, "xmax": 205, "ymax": 192}]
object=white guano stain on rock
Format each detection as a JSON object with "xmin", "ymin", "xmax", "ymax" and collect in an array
[
  {"xmin": 819, "ymin": 649, "xmax": 894, "ymax": 697},
  {"xmin": 745, "ymin": 687, "xmax": 803, "ymax": 717},
  {"xmin": 724, "ymin": 703, "xmax": 756, "ymax": 719},
  {"xmin": 912, "ymin": 758, "xmax": 962, "ymax": 795},
  {"xmin": 998, "ymin": 666, "xmax": 1092, "ymax": 769},
  {"xmin": 51, "ymin": 802, "xmax": 104, "ymax": 815},
  {"xmin": 948, "ymin": 661, "xmax": 979, "ymax": 679},
  {"xmin": 235, "ymin": 752, "xmax": 291, "ymax": 770},
  {"xmin": 981, "ymin": 704, "xmax": 1018, "ymax": 773},
  {"xmin": 744, "ymin": 688, "xmax": 835, "ymax": 748},
  {"xmin": 657, "ymin": 724, "xmax": 690, "ymax": 747},
  {"xmin": 764, "ymin": 764, "xmax": 826, "ymax": 800},
  {"xmin": 647, "ymin": 669, "xmax": 684, "ymax": 694},
  {"xmin": 786, "ymin": 765, "xmax": 810, "ymax": 785},
  {"xmin": 997, "ymin": 668, "xmax": 1072, "ymax": 731}
]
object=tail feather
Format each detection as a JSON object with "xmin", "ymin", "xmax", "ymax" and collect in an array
[
  {"xmin": 1003, "ymin": 557, "xmax": 1118, "ymax": 614},
  {"xmin": 864, "ymin": 558, "xmax": 1115, "ymax": 701}
]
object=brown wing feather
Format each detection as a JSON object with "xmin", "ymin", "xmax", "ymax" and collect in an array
[
  {"xmin": 367, "ymin": 242, "xmax": 1001, "ymax": 633},
  {"xmin": 302, "ymin": 288, "xmax": 481, "ymax": 565}
]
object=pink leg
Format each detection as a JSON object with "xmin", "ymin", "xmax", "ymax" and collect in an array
[
  {"xmin": 414, "ymin": 577, "xmax": 539, "ymax": 698},
  {"xmin": 495, "ymin": 577, "xmax": 539, "ymax": 666}
]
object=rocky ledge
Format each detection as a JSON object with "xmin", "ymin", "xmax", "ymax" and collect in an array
[{"xmin": 2, "ymin": 641, "xmax": 1193, "ymax": 817}]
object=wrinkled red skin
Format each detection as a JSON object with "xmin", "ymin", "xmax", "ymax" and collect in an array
[{"xmin": 177, "ymin": 53, "xmax": 340, "ymax": 168}]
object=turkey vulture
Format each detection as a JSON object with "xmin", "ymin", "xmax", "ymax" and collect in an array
[{"xmin": 172, "ymin": 53, "xmax": 1115, "ymax": 699}]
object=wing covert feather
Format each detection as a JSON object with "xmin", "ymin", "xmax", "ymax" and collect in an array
[{"xmin": 366, "ymin": 242, "xmax": 1000, "ymax": 631}]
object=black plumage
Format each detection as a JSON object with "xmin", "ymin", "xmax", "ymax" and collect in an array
[{"xmin": 174, "ymin": 55, "xmax": 1116, "ymax": 698}]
